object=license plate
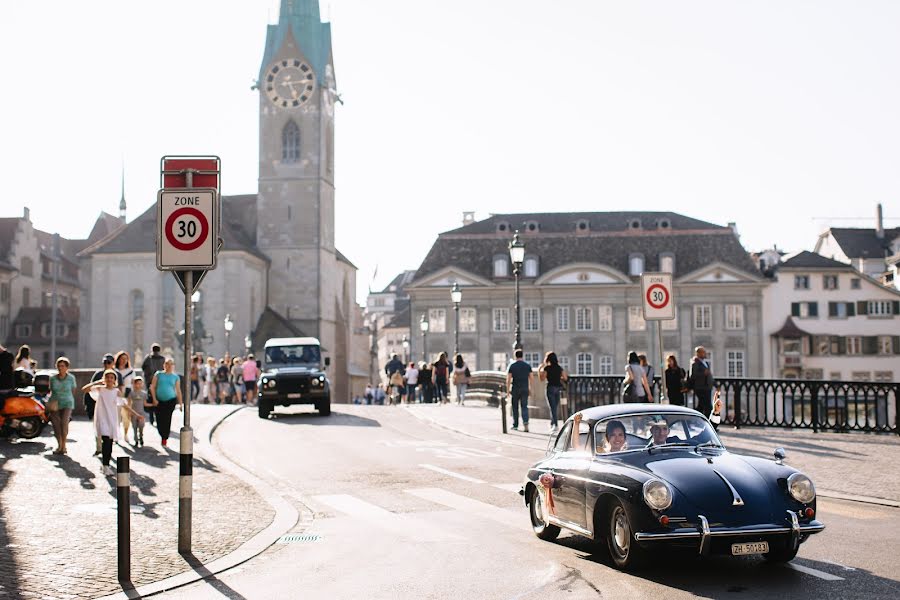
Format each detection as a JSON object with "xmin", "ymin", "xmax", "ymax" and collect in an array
[
  {"xmin": 287, "ymin": 393, "xmax": 302, "ymax": 399},
  {"xmin": 731, "ymin": 541, "xmax": 769, "ymax": 555}
]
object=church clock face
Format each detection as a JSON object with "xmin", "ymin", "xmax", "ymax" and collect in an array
[{"xmin": 264, "ymin": 59, "xmax": 317, "ymax": 108}]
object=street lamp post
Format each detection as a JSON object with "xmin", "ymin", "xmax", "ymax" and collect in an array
[
  {"xmin": 402, "ymin": 336, "xmax": 409, "ymax": 364},
  {"xmin": 223, "ymin": 314, "xmax": 233, "ymax": 358},
  {"xmin": 450, "ymin": 283, "xmax": 462, "ymax": 357},
  {"xmin": 508, "ymin": 231, "xmax": 526, "ymax": 351},
  {"xmin": 244, "ymin": 334, "xmax": 252, "ymax": 355},
  {"xmin": 419, "ymin": 314, "xmax": 429, "ymax": 362}
]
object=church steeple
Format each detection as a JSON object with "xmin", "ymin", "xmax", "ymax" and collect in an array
[
  {"xmin": 279, "ymin": 0, "xmax": 321, "ymax": 22},
  {"xmin": 258, "ymin": 0, "xmax": 332, "ymax": 84},
  {"xmin": 118, "ymin": 165, "xmax": 126, "ymax": 221}
]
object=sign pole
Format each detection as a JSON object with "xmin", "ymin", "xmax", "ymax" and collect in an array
[
  {"xmin": 178, "ymin": 268, "xmax": 193, "ymax": 554},
  {"xmin": 657, "ymin": 320, "xmax": 667, "ymax": 404}
]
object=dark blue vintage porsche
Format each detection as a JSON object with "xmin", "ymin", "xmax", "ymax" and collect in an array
[{"xmin": 521, "ymin": 404, "xmax": 825, "ymax": 570}]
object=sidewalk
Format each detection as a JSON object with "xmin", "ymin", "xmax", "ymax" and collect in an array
[
  {"xmin": 405, "ymin": 403, "xmax": 900, "ymax": 505},
  {"xmin": 0, "ymin": 404, "xmax": 275, "ymax": 600}
]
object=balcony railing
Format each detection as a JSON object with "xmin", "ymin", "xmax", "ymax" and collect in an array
[{"xmin": 565, "ymin": 375, "xmax": 900, "ymax": 436}]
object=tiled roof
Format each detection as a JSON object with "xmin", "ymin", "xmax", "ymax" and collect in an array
[
  {"xmin": 444, "ymin": 211, "xmax": 726, "ymax": 235},
  {"xmin": 415, "ymin": 212, "xmax": 758, "ymax": 283},
  {"xmin": 384, "ymin": 301, "xmax": 410, "ymax": 329},
  {"xmin": 771, "ymin": 316, "xmax": 811, "ymax": 338},
  {"xmin": 336, "ymin": 249, "xmax": 357, "ymax": 269},
  {"xmin": 827, "ymin": 228, "xmax": 899, "ymax": 259},
  {"xmin": 7, "ymin": 306, "xmax": 80, "ymax": 345},
  {"xmin": 87, "ymin": 212, "xmax": 125, "ymax": 246},
  {"xmin": 780, "ymin": 251, "xmax": 849, "ymax": 270},
  {"xmin": 379, "ymin": 270, "xmax": 417, "ymax": 294}
]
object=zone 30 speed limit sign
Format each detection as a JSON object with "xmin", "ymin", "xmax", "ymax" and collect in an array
[
  {"xmin": 641, "ymin": 272, "xmax": 675, "ymax": 320},
  {"xmin": 157, "ymin": 188, "xmax": 218, "ymax": 270}
]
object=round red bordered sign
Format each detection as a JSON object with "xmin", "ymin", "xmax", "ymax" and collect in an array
[
  {"xmin": 646, "ymin": 283, "xmax": 670, "ymax": 309},
  {"xmin": 165, "ymin": 207, "xmax": 209, "ymax": 252}
]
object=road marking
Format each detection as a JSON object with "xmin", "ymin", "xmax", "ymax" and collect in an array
[
  {"xmin": 815, "ymin": 558, "xmax": 856, "ymax": 571},
  {"xmin": 492, "ymin": 483, "xmax": 523, "ymax": 493},
  {"xmin": 419, "ymin": 464, "xmax": 486, "ymax": 483},
  {"xmin": 785, "ymin": 563, "xmax": 845, "ymax": 581},
  {"xmin": 405, "ymin": 487, "xmax": 525, "ymax": 530},
  {"xmin": 312, "ymin": 494, "xmax": 462, "ymax": 542}
]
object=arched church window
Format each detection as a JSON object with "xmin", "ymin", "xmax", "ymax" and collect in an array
[{"xmin": 282, "ymin": 120, "xmax": 301, "ymax": 163}]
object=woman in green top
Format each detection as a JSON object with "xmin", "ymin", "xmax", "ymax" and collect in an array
[
  {"xmin": 48, "ymin": 357, "xmax": 77, "ymax": 455},
  {"xmin": 150, "ymin": 358, "xmax": 182, "ymax": 447}
]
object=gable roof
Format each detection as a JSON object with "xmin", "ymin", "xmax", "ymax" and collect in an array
[
  {"xmin": 378, "ymin": 270, "xmax": 417, "ymax": 294},
  {"xmin": 443, "ymin": 211, "xmax": 726, "ymax": 236},
  {"xmin": 826, "ymin": 228, "xmax": 899, "ymax": 259},
  {"xmin": 780, "ymin": 251, "xmax": 849, "ymax": 270}
]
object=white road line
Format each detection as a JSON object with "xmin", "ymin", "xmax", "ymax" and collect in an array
[
  {"xmin": 312, "ymin": 494, "xmax": 462, "ymax": 542},
  {"xmin": 405, "ymin": 487, "xmax": 526, "ymax": 530},
  {"xmin": 815, "ymin": 558, "xmax": 857, "ymax": 571},
  {"xmin": 785, "ymin": 563, "xmax": 845, "ymax": 581},
  {"xmin": 492, "ymin": 483, "xmax": 523, "ymax": 493},
  {"xmin": 419, "ymin": 464, "xmax": 486, "ymax": 484}
]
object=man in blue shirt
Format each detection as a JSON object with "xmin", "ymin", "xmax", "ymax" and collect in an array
[{"xmin": 506, "ymin": 350, "xmax": 533, "ymax": 432}]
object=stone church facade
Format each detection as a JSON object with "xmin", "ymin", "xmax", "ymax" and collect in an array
[{"xmin": 78, "ymin": 0, "xmax": 361, "ymax": 402}]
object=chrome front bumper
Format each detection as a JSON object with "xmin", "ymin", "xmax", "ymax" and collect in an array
[{"xmin": 634, "ymin": 510, "xmax": 825, "ymax": 555}]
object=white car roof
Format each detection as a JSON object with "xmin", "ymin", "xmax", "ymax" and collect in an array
[{"xmin": 264, "ymin": 337, "xmax": 320, "ymax": 347}]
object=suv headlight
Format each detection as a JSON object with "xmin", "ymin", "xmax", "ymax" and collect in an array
[
  {"xmin": 311, "ymin": 378, "xmax": 320, "ymax": 387},
  {"xmin": 642, "ymin": 479, "xmax": 673, "ymax": 511},
  {"xmin": 787, "ymin": 473, "xmax": 815, "ymax": 503},
  {"xmin": 266, "ymin": 379, "xmax": 276, "ymax": 389}
]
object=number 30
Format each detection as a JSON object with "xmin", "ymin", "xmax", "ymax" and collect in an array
[{"xmin": 177, "ymin": 220, "xmax": 197, "ymax": 238}]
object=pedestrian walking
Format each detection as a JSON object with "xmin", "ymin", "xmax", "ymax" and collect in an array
[
  {"xmin": 242, "ymin": 354, "xmax": 259, "ymax": 405},
  {"xmin": 47, "ymin": 357, "xmax": 77, "ymax": 455},
  {"xmin": 87, "ymin": 354, "xmax": 123, "ymax": 455},
  {"xmin": 452, "ymin": 353, "xmax": 470, "ymax": 405},
  {"xmin": 216, "ymin": 358, "xmax": 230, "ymax": 404},
  {"xmin": 364, "ymin": 383, "xmax": 374, "ymax": 405},
  {"xmin": 130, "ymin": 376, "xmax": 148, "ymax": 447},
  {"xmin": 203, "ymin": 357, "xmax": 216, "ymax": 403},
  {"xmin": 432, "ymin": 353, "xmax": 451, "ymax": 404},
  {"xmin": 404, "ymin": 362, "xmax": 419, "ymax": 403},
  {"xmin": 687, "ymin": 346, "xmax": 715, "ymax": 416},
  {"xmin": 506, "ymin": 350, "xmax": 533, "ymax": 431},
  {"xmin": 373, "ymin": 384, "xmax": 386, "ymax": 405},
  {"xmin": 638, "ymin": 354, "xmax": 654, "ymax": 386},
  {"xmin": 150, "ymin": 358, "xmax": 182, "ymax": 447},
  {"xmin": 141, "ymin": 343, "xmax": 166, "ymax": 425},
  {"xmin": 418, "ymin": 362, "xmax": 434, "ymax": 403},
  {"xmin": 230, "ymin": 357, "xmax": 244, "ymax": 403},
  {"xmin": 622, "ymin": 352, "xmax": 653, "ymax": 403},
  {"xmin": 664, "ymin": 355, "xmax": 687, "ymax": 406},
  {"xmin": 538, "ymin": 352, "xmax": 568, "ymax": 433},
  {"xmin": 190, "ymin": 354, "xmax": 202, "ymax": 402},
  {"xmin": 82, "ymin": 370, "xmax": 141, "ymax": 476},
  {"xmin": 115, "ymin": 351, "xmax": 135, "ymax": 440}
]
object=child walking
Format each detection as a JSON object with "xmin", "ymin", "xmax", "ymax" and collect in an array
[
  {"xmin": 82, "ymin": 369, "xmax": 143, "ymax": 476},
  {"xmin": 130, "ymin": 376, "xmax": 149, "ymax": 447}
]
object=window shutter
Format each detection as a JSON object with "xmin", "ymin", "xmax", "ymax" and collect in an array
[
  {"xmin": 808, "ymin": 302, "xmax": 818, "ymax": 317},
  {"xmin": 894, "ymin": 336, "xmax": 900, "ymax": 355},
  {"xmin": 837, "ymin": 337, "xmax": 846, "ymax": 355},
  {"xmin": 857, "ymin": 301, "xmax": 868, "ymax": 315},
  {"xmin": 863, "ymin": 336, "xmax": 878, "ymax": 355},
  {"xmin": 847, "ymin": 302, "xmax": 856, "ymax": 317},
  {"xmin": 893, "ymin": 301, "xmax": 900, "ymax": 315},
  {"xmin": 828, "ymin": 302, "xmax": 838, "ymax": 317},
  {"xmin": 791, "ymin": 303, "xmax": 800, "ymax": 317}
]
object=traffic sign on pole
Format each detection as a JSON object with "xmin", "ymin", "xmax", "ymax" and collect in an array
[
  {"xmin": 156, "ymin": 189, "xmax": 218, "ymax": 270},
  {"xmin": 641, "ymin": 272, "xmax": 675, "ymax": 321}
]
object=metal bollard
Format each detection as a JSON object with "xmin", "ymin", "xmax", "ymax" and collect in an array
[
  {"xmin": 501, "ymin": 395, "xmax": 508, "ymax": 434},
  {"xmin": 116, "ymin": 456, "xmax": 130, "ymax": 582},
  {"xmin": 178, "ymin": 427, "xmax": 193, "ymax": 554}
]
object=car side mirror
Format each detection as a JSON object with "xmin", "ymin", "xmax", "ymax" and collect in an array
[
  {"xmin": 773, "ymin": 447, "xmax": 786, "ymax": 465},
  {"xmin": 324, "ymin": 357, "xmax": 331, "ymax": 368}
]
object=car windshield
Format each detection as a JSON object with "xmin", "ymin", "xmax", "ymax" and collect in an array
[
  {"xmin": 593, "ymin": 413, "xmax": 723, "ymax": 455},
  {"xmin": 265, "ymin": 345, "xmax": 321, "ymax": 365}
]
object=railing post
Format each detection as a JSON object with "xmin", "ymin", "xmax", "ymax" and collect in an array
[
  {"xmin": 733, "ymin": 380, "xmax": 742, "ymax": 430},
  {"xmin": 810, "ymin": 382, "xmax": 820, "ymax": 434},
  {"xmin": 894, "ymin": 384, "xmax": 900, "ymax": 437},
  {"xmin": 117, "ymin": 456, "xmax": 131, "ymax": 583},
  {"xmin": 500, "ymin": 394, "xmax": 508, "ymax": 434}
]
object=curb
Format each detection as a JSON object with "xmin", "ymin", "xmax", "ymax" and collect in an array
[{"xmin": 97, "ymin": 406, "xmax": 303, "ymax": 600}]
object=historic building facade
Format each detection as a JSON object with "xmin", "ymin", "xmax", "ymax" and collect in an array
[
  {"xmin": 78, "ymin": 0, "xmax": 362, "ymax": 401},
  {"xmin": 407, "ymin": 212, "xmax": 767, "ymax": 379}
]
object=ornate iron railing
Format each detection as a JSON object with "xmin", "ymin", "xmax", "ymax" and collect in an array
[{"xmin": 566, "ymin": 375, "xmax": 900, "ymax": 436}]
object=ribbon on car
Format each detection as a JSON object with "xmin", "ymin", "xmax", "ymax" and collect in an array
[{"xmin": 539, "ymin": 472, "xmax": 557, "ymax": 516}]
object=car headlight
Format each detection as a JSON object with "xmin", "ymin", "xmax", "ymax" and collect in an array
[
  {"xmin": 787, "ymin": 473, "xmax": 815, "ymax": 503},
  {"xmin": 642, "ymin": 479, "xmax": 673, "ymax": 511},
  {"xmin": 311, "ymin": 378, "xmax": 320, "ymax": 387},
  {"xmin": 319, "ymin": 375, "xmax": 325, "ymax": 382},
  {"xmin": 267, "ymin": 379, "xmax": 276, "ymax": 389}
]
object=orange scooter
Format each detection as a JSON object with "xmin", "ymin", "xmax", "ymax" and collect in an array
[{"xmin": 0, "ymin": 369, "xmax": 48, "ymax": 439}]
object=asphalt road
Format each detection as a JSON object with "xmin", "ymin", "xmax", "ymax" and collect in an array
[{"xmin": 166, "ymin": 405, "xmax": 900, "ymax": 600}]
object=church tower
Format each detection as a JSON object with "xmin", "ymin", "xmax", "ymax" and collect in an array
[{"xmin": 256, "ymin": 0, "xmax": 337, "ymax": 337}]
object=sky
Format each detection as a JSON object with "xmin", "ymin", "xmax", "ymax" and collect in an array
[{"xmin": 1, "ymin": 1, "xmax": 898, "ymax": 304}]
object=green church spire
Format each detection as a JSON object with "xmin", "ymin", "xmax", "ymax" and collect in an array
[
  {"xmin": 259, "ymin": 0, "xmax": 332, "ymax": 84},
  {"xmin": 279, "ymin": 0, "xmax": 321, "ymax": 23}
]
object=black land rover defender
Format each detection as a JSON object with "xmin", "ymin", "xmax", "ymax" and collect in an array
[{"xmin": 257, "ymin": 337, "xmax": 331, "ymax": 418}]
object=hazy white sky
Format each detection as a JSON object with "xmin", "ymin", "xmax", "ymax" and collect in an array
[{"xmin": 2, "ymin": 1, "xmax": 898, "ymax": 303}]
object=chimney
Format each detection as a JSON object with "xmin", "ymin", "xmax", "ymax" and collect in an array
[
  {"xmin": 23, "ymin": 207, "xmax": 30, "ymax": 222},
  {"xmin": 876, "ymin": 203, "xmax": 884, "ymax": 239},
  {"xmin": 462, "ymin": 211, "xmax": 475, "ymax": 226},
  {"xmin": 727, "ymin": 221, "xmax": 739, "ymax": 237}
]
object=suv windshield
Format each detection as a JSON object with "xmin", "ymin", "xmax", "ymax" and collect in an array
[
  {"xmin": 265, "ymin": 345, "xmax": 321, "ymax": 366},
  {"xmin": 593, "ymin": 413, "xmax": 723, "ymax": 455}
]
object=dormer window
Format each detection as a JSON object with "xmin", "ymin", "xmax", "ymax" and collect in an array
[
  {"xmin": 628, "ymin": 218, "xmax": 642, "ymax": 231},
  {"xmin": 629, "ymin": 253, "xmax": 645, "ymax": 276},
  {"xmin": 524, "ymin": 221, "xmax": 539, "ymax": 233},
  {"xmin": 660, "ymin": 253, "xmax": 675, "ymax": 273},
  {"xmin": 524, "ymin": 256, "xmax": 539, "ymax": 278},
  {"xmin": 496, "ymin": 221, "xmax": 510, "ymax": 233},
  {"xmin": 658, "ymin": 218, "xmax": 671, "ymax": 230},
  {"xmin": 575, "ymin": 219, "xmax": 590, "ymax": 232},
  {"xmin": 493, "ymin": 255, "xmax": 509, "ymax": 277}
]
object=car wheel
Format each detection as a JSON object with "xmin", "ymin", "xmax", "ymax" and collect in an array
[
  {"xmin": 606, "ymin": 499, "xmax": 647, "ymax": 570},
  {"xmin": 764, "ymin": 538, "xmax": 800, "ymax": 563},
  {"xmin": 258, "ymin": 400, "xmax": 272, "ymax": 419},
  {"xmin": 317, "ymin": 400, "xmax": 331, "ymax": 416},
  {"xmin": 17, "ymin": 417, "xmax": 44, "ymax": 439},
  {"xmin": 529, "ymin": 485, "xmax": 561, "ymax": 541}
]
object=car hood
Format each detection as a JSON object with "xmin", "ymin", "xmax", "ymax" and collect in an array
[
  {"xmin": 265, "ymin": 366, "xmax": 322, "ymax": 376},
  {"xmin": 644, "ymin": 451, "xmax": 780, "ymax": 525}
]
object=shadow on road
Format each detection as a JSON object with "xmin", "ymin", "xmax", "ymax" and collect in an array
[
  {"xmin": 0, "ymin": 440, "xmax": 30, "ymax": 600},
  {"xmin": 267, "ymin": 409, "xmax": 381, "ymax": 428},
  {"xmin": 181, "ymin": 552, "xmax": 250, "ymax": 600}
]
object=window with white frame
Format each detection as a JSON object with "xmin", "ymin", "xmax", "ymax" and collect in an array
[
  {"xmin": 726, "ymin": 350, "xmax": 745, "ymax": 377},
  {"xmin": 823, "ymin": 275, "xmax": 839, "ymax": 290},
  {"xmin": 725, "ymin": 304, "xmax": 744, "ymax": 329},
  {"xmin": 523, "ymin": 352, "xmax": 541, "ymax": 366},
  {"xmin": 874, "ymin": 371, "xmax": 894, "ymax": 382},
  {"xmin": 558, "ymin": 356, "xmax": 570, "ymax": 372},
  {"xmin": 851, "ymin": 371, "xmax": 871, "ymax": 382},
  {"xmin": 660, "ymin": 254, "xmax": 675, "ymax": 273},
  {"xmin": 850, "ymin": 278, "xmax": 861, "ymax": 289},
  {"xmin": 878, "ymin": 336, "xmax": 893, "ymax": 355},
  {"xmin": 576, "ymin": 352, "xmax": 593, "ymax": 375},
  {"xmin": 493, "ymin": 257, "xmax": 508, "ymax": 278},
  {"xmin": 428, "ymin": 308, "xmax": 447, "ymax": 333},
  {"xmin": 556, "ymin": 306, "xmax": 569, "ymax": 331},
  {"xmin": 598, "ymin": 305, "xmax": 612, "ymax": 331},
  {"xmin": 599, "ymin": 355, "xmax": 614, "ymax": 375},
  {"xmin": 868, "ymin": 300, "xmax": 893, "ymax": 317},
  {"xmin": 493, "ymin": 308, "xmax": 510, "ymax": 332},
  {"xmin": 629, "ymin": 255, "xmax": 644, "ymax": 276},
  {"xmin": 523, "ymin": 307, "xmax": 541, "ymax": 331},
  {"xmin": 694, "ymin": 305, "xmax": 712, "ymax": 330},
  {"xmin": 794, "ymin": 275, "xmax": 810, "ymax": 290},
  {"xmin": 524, "ymin": 257, "xmax": 539, "ymax": 278},
  {"xmin": 575, "ymin": 306, "xmax": 593, "ymax": 331},
  {"xmin": 15, "ymin": 324, "xmax": 31, "ymax": 338},
  {"xmin": 492, "ymin": 352, "xmax": 509, "ymax": 371},
  {"xmin": 459, "ymin": 308, "xmax": 477, "ymax": 332},
  {"xmin": 846, "ymin": 336, "xmax": 862, "ymax": 355},
  {"xmin": 628, "ymin": 306, "xmax": 646, "ymax": 331}
]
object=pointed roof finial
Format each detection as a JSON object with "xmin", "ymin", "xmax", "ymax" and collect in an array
[{"xmin": 118, "ymin": 163, "xmax": 126, "ymax": 221}]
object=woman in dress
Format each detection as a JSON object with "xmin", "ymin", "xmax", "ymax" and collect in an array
[
  {"xmin": 48, "ymin": 357, "xmax": 77, "ymax": 455},
  {"xmin": 82, "ymin": 369, "xmax": 141, "ymax": 475}
]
